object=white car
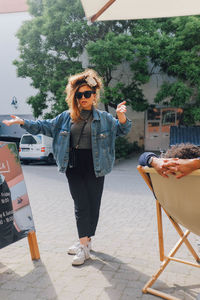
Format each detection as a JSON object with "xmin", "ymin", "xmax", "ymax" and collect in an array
[{"xmin": 19, "ymin": 134, "xmax": 55, "ymax": 165}]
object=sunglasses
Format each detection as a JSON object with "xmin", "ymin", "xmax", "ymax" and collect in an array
[{"xmin": 75, "ymin": 90, "xmax": 96, "ymax": 100}]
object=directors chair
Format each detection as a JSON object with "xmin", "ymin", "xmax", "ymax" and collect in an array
[{"xmin": 137, "ymin": 165, "xmax": 200, "ymax": 300}]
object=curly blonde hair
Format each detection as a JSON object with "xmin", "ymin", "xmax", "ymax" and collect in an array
[{"xmin": 66, "ymin": 69, "xmax": 103, "ymax": 122}]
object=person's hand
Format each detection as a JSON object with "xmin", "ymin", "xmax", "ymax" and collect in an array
[
  {"xmin": 164, "ymin": 159, "xmax": 200, "ymax": 179},
  {"xmin": 151, "ymin": 157, "xmax": 170, "ymax": 178},
  {"xmin": 116, "ymin": 101, "xmax": 127, "ymax": 124},
  {"xmin": 151, "ymin": 157, "xmax": 179, "ymax": 178},
  {"xmin": 2, "ymin": 115, "xmax": 24, "ymax": 126},
  {"xmin": 162, "ymin": 158, "xmax": 180, "ymax": 176}
]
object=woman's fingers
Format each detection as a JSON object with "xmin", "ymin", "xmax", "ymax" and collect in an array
[
  {"xmin": 118, "ymin": 101, "xmax": 126, "ymax": 106},
  {"xmin": 10, "ymin": 115, "xmax": 17, "ymax": 119},
  {"xmin": 117, "ymin": 105, "xmax": 127, "ymax": 113},
  {"xmin": 2, "ymin": 115, "xmax": 20, "ymax": 126},
  {"xmin": 2, "ymin": 120, "xmax": 11, "ymax": 126},
  {"xmin": 116, "ymin": 101, "xmax": 127, "ymax": 113}
]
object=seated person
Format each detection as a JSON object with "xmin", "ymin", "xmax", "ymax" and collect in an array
[
  {"xmin": 139, "ymin": 143, "xmax": 200, "ymax": 179},
  {"xmin": 139, "ymin": 143, "xmax": 200, "ymax": 249}
]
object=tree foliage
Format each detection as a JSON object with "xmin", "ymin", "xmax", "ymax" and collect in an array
[
  {"xmin": 15, "ymin": 1, "xmax": 200, "ymax": 125},
  {"xmin": 14, "ymin": 0, "xmax": 149, "ymax": 117},
  {"xmin": 86, "ymin": 31, "xmax": 149, "ymax": 111},
  {"xmin": 152, "ymin": 16, "xmax": 200, "ymax": 124}
]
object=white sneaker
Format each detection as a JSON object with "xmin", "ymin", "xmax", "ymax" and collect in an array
[
  {"xmin": 68, "ymin": 241, "xmax": 80, "ymax": 255},
  {"xmin": 72, "ymin": 244, "xmax": 90, "ymax": 266},
  {"xmin": 68, "ymin": 240, "xmax": 92, "ymax": 255}
]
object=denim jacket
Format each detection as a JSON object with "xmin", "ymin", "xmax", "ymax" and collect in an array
[
  {"xmin": 138, "ymin": 152, "xmax": 158, "ymax": 167},
  {"xmin": 21, "ymin": 108, "xmax": 132, "ymax": 177}
]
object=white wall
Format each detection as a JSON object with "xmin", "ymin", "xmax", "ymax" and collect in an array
[{"xmin": 0, "ymin": 12, "xmax": 36, "ymax": 116}]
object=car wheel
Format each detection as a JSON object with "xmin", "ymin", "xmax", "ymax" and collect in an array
[{"xmin": 47, "ymin": 154, "xmax": 54, "ymax": 164}]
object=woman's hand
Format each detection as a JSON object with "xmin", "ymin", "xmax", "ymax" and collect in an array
[
  {"xmin": 116, "ymin": 101, "xmax": 127, "ymax": 124},
  {"xmin": 2, "ymin": 115, "xmax": 25, "ymax": 126}
]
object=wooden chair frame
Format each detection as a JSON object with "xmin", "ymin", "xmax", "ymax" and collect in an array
[
  {"xmin": 28, "ymin": 231, "xmax": 40, "ymax": 260},
  {"xmin": 137, "ymin": 165, "xmax": 200, "ymax": 300}
]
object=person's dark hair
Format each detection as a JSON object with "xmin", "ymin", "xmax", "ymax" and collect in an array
[{"xmin": 164, "ymin": 143, "xmax": 200, "ymax": 159}]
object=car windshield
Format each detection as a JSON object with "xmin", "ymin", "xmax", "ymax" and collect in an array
[{"xmin": 20, "ymin": 135, "xmax": 42, "ymax": 145}]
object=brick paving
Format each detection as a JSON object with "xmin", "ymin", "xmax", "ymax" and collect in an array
[{"xmin": 0, "ymin": 154, "xmax": 200, "ymax": 300}]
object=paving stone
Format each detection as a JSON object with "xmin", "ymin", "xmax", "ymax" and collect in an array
[{"xmin": 0, "ymin": 157, "xmax": 199, "ymax": 300}]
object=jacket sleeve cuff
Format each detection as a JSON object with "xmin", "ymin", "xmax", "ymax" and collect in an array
[
  {"xmin": 20, "ymin": 119, "xmax": 27, "ymax": 128},
  {"xmin": 119, "ymin": 117, "xmax": 131, "ymax": 127},
  {"xmin": 138, "ymin": 152, "xmax": 158, "ymax": 167}
]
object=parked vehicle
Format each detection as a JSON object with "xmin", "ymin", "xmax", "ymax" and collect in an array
[{"xmin": 19, "ymin": 134, "xmax": 55, "ymax": 164}]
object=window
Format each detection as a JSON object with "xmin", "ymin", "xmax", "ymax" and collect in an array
[{"xmin": 21, "ymin": 135, "xmax": 37, "ymax": 145}]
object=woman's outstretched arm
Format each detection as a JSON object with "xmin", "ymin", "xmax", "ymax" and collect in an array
[{"xmin": 2, "ymin": 115, "xmax": 25, "ymax": 126}]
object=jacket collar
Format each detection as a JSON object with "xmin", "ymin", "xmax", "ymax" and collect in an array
[
  {"xmin": 92, "ymin": 107, "xmax": 100, "ymax": 121},
  {"xmin": 67, "ymin": 107, "xmax": 100, "ymax": 121}
]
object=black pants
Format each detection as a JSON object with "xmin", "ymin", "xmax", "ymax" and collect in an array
[{"xmin": 66, "ymin": 149, "xmax": 104, "ymax": 238}]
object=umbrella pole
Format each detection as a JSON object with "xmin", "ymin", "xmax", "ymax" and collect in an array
[{"xmin": 91, "ymin": 0, "xmax": 116, "ymax": 22}]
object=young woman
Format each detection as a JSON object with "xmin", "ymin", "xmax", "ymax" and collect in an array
[{"xmin": 3, "ymin": 69, "xmax": 132, "ymax": 265}]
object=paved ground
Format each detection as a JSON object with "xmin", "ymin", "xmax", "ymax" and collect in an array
[{"xmin": 0, "ymin": 154, "xmax": 200, "ymax": 300}]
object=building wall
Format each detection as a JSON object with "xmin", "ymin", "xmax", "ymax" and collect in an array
[
  {"xmin": 0, "ymin": 0, "xmax": 28, "ymax": 14},
  {"xmin": 0, "ymin": 11, "xmax": 35, "ymax": 116}
]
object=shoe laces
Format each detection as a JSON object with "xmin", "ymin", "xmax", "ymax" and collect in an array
[{"xmin": 77, "ymin": 244, "xmax": 88, "ymax": 256}]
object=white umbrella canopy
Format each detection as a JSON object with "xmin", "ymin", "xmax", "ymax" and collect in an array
[{"xmin": 80, "ymin": 0, "xmax": 200, "ymax": 22}]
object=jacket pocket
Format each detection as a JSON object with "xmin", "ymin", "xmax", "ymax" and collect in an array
[
  {"xmin": 97, "ymin": 131, "xmax": 111, "ymax": 150},
  {"xmin": 59, "ymin": 130, "xmax": 70, "ymax": 136},
  {"xmin": 55, "ymin": 129, "xmax": 70, "ymax": 154}
]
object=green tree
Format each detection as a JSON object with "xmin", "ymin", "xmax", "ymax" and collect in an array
[
  {"xmin": 151, "ymin": 16, "xmax": 200, "ymax": 124},
  {"xmin": 86, "ymin": 31, "xmax": 149, "ymax": 112},
  {"xmin": 86, "ymin": 19, "xmax": 165, "ymax": 113},
  {"xmin": 14, "ymin": 0, "xmax": 131, "ymax": 118}
]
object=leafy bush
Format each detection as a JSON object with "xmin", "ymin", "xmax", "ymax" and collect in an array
[{"xmin": 115, "ymin": 137, "xmax": 140, "ymax": 159}]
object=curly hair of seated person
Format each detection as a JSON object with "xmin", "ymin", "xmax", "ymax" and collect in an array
[{"xmin": 164, "ymin": 143, "xmax": 200, "ymax": 159}]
